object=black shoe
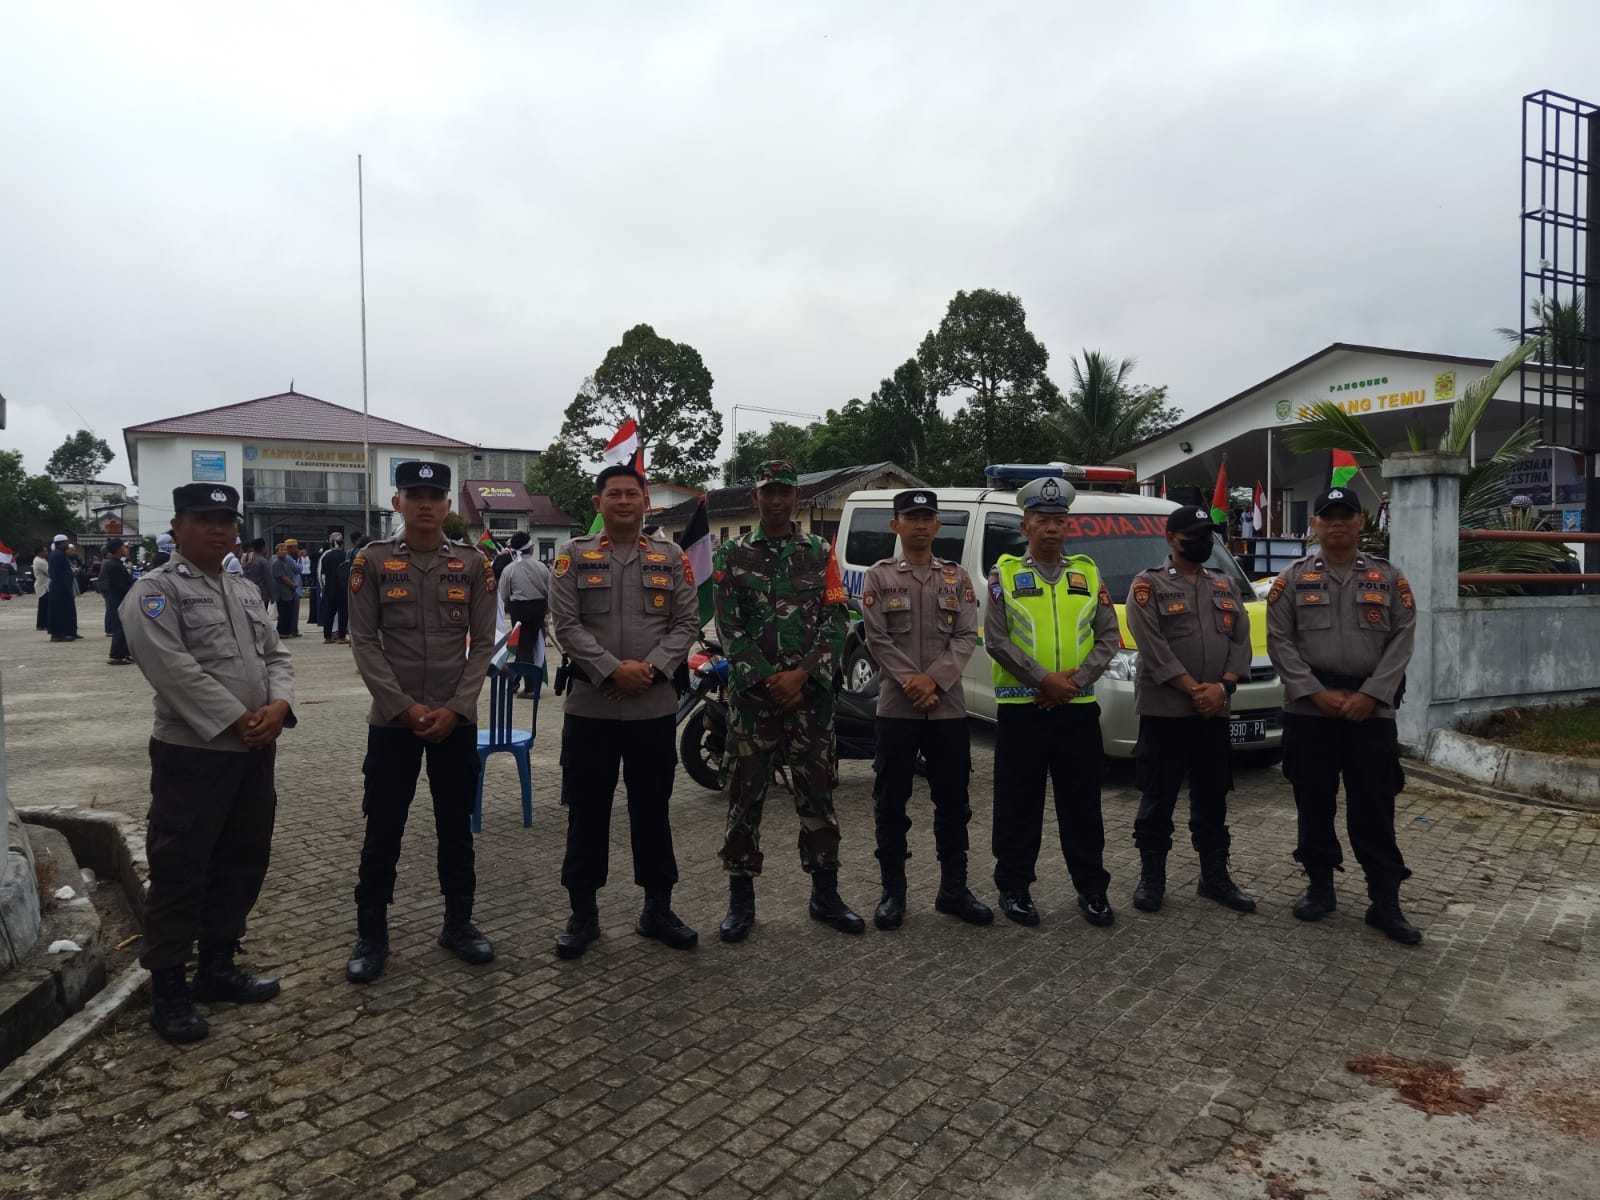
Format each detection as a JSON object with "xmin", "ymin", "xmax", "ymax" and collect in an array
[
  {"xmin": 1077, "ymin": 892, "xmax": 1115, "ymax": 927},
  {"xmin": 346, "ymin": 904, "xmax": 389, "ymax": 983},
  {"xmin": 998, "ymin": 891, "xmax": 1040, "ymax": 926},
  {"xmin": 874, "ymin": 890, "xmax": 906, "ymax": 931},
  {"xmin": 1197, "ymin": 854, "xmax": 1257, "ymax": 913},
  {"xmin": 637, "ymin": 893, "xmax": 698, "ymax": 950},
  {"xmin": 1293, "ymin": 870, "xmax": 1337, "ymax": 921},
  {"xmin": 934, "ymin": 885, "xmax": 994, "ymax": 925},
  {"xmin": 808, "ymin": 871, "xmax": 865, "ymax": 935},
  {"xmin": 1132, "ymin": 852, "xmax": 1167, "ymax": 912},
  {"xmin": 190, "ymin": 942, "xmax": 280, "ymax": 1004},
  {"xmin": 555, "ymin": 911, "xmax": 601, "ymax": 959},
  {"xmin": 720, "ymin": 875, "xmax": 756, "ymax": 943},
  {"xmin": 1364, "ymin": 894, "xmax": 1423, "ymax": 945},
  {"xmin": 149, "ymin": 967, "xmax": 208, "ymax": 1044},
  {"xmin": 438, "ymin": 895, "xmax": 494, "ymax": 964}
]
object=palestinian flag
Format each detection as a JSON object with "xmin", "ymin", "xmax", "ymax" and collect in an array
[
  {"xmin": 1330, "ymin": 449, "xmax": 1359, "ymax": 490},
  {"xmin": 478, "ymin": 531, "xmax": 500, "ymax": 555},
  {"xmin": 488, "ymin": 621, "xmax": 548, "ymax": 684},
  {"xmin": 674, "ymin": 494, "xmax": 715, "ymax": 625},
  {"xmin": 1209, "ymin": 458, "xmax": 1228, "ymax": 527}
]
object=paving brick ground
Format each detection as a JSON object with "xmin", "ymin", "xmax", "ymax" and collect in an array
[{"xmin": 1, "ymin": 597, "xmax": 1597, "ymax": 1198}]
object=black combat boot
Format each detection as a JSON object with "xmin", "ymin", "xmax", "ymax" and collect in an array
[
  {"xmin": 1364, "ymin": 881, "xmax": 1423, "ymax": 945},
  {"xmin": 933, "ymin": 860, "xmax": 993, "ymax": 925},
  {"xmin": 149, "ymin": 966, "xmax": 208, "ymax": 1044},
  {"xmin": 808, "ymin": 870, "xmax": 865, "ymax": 934},
  {"xmin": 636, "ymin": 891, "xmax": 698, "ymax": 950},
  {"xmin": 439, "ymin": 895, "xmax": 495, "ymax": 964},
  {"xmin": 191, "ymin": 941, "xmax": 280, "ymax": 1004},
  {"xmin": 556, "ymin": 893, "xmax": 601, "ymax": 960},
  {"xmin": 1196, "ymin": 851, "xmax": 1257, "ymax": 913},
  {"xmin": 346, "ymin": 904, "xmax": 390, "ymax": 984},
  {"xmin": 1292, "ymin": 866, "xmax": 1337, "ymax": 921},
  {"xmin": 719, "ymin": 875, "xmax": 756, "ymax": 943},
  {"xmin": 1131, "ymin": 852, "xmax": 1167, "ymax": 912},
  {"xmin": 874, "ymin": 887, "xmax": 907, "ymax": 931}
]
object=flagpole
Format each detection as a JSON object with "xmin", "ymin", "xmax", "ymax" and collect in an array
[
  {"xmin": 358, "ymin": 153, "xmax": 371, "ymax": 541},
  {"xmin": 1265, "ymin": 428, "xmax": 1273, "ymax": 537}
]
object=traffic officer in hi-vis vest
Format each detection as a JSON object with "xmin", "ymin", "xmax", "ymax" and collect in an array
[
  {"xmin": 345, "ymin": 460, "xmax": 499, "ymax": 983},
  {"xmin": 1124, "ymin": 505, "xmax": 1256, "ymax": 915},
  {"xmin": 985, "ymin": 476, "xmax": 1121, "ymax": 927},
  {"xmin": 547, "ymin": 463, "xmax": 702, "ymax": 960},
  {"xmin": 859, "ymin": 489, "xmax": 992, "ymax": 930},
  {"xmin": 123, "ymin": 483, "xmax": 295, "ymax": 1044},
  {"xmin": 1266, "ymin": 487, "xmax": 1421, "ymax": 945}
]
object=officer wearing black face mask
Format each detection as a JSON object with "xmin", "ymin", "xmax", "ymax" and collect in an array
[{"xmin": 1123, "ymin": 506, "xmax": 1255, "ymax": 915}]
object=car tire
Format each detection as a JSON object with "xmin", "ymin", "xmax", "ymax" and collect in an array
[{"xmin": 844, "ymin": 643, "xmax": 877, "ymax": 693}]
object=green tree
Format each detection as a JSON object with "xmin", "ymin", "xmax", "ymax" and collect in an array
[
  {"xmin": 558, "ymin": 323, "xmax": 722, "ymax": 488},
  {"xmin": 527, "ymin": 439, "xmax": 595, "ymax": 533},
  {"xmin": 863, "ymin": 358, "xmax": 944, "ymax": 472},
  {"xmin": 0, "ymin": 450, "xmax": 78, "ymax": 551},
  {"xmin": 46, "ymin": 430, "xmax": 115, "ymax": 482},
  {"xmin": 1285, "ymin": 338, "xmax": 1568, "ymax": 582},
  {"xmin": 806, "ymin": 399, "xmax": 874, "ymax": 471},
  {"xmin": 917, "ymin": 289, "xmax": 1060, "ymax": 467},
  {"xmin": 1044, "ymin": 351, "xmax": 1181, "ymax": 465},
  {"xmin": 1496, "ymin": 292, "xmax": 1586, "ymax": 366},
  {"xmin": 441, "ymin": 512, "xmax": 469, "ymax": 541},
  {"xmin": 724, "ymin": 422, "xmax": 814, "ymax": 485}
]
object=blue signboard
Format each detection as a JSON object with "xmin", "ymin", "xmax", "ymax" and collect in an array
[{"xmin": 192, "ymin": 451, "xmax": 227, "ymax": 482}]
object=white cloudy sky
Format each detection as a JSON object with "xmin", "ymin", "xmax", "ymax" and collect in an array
[{"xmin": 3, "ymin": 0, "xmax": 1596, "ymax": 488}]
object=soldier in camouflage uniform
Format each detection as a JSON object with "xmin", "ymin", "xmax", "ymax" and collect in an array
[{"xmin": 713, "ymin": 460, "xmax": 865, "ymax": 941}]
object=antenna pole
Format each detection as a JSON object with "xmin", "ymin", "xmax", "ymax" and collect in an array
[{"xmin": 359, "ymin": 154, "xmax": 371, "ymax": 540}]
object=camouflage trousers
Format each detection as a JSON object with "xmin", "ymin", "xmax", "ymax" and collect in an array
[{"xmin": 719, "ymin": 688, "xmax": 840, "ymax": 876}]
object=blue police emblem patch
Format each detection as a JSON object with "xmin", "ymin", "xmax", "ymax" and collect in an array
[
  {"xmin": 141, "ymin": 595, "xmax": 167, "ymax": 619},
  {"xmin": 1013, "ymin": 572, "xmax": 1035, "ymax": 589}
]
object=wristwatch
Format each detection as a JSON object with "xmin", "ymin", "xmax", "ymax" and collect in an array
[{"xmin": 1221, "ymin": 680, "xmax": 1238, "ymax": 696}]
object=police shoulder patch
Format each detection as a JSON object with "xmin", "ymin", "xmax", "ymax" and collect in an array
[
  {"xmin": 1132, "ymin": 581, "xmax": 1152, "ymax": 607},
  {"xmin": 989, "ymin": 581, "xmax": 1004, "ymax": 602},
  {"xmin": 1267, "ymin": 577, "xmax": 1286, "ymax": 605},
  {"xmin": 140, "ymin": 594, "xmax": 167, "ymax": 619},
  {"xmin": 681, "ymin": 553, "xmax": 694, "ymax": 587},
  {"xmin": 553, "ymin": 553, "xmax": 571, "ymax": 578}
]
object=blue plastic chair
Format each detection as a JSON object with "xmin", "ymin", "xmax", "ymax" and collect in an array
[{"xmin": 474, "ymin": 660, "xmax": 541, "ymax": 833}]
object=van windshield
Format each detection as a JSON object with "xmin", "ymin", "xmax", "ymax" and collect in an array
[{"xmin": 980, "ymin": 512, "xmax": 1253, "ymax": 599}]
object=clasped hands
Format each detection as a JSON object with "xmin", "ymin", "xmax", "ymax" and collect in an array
[
  {"xmin": 1188, "ymin": 681, "xmax": 1229, "ymax": 718},
  {"xmin": 233, "ymin": 699, "xmax": 291, "ymax": 749},
  {"xmin": 1035, "ymin": 672, "xmax": 1082, "ymax": 710},
  {"xmin": 1311, "ymin": 689, "xmax": 1377, "ymax": 722},
  {"xmin": 403, "ymin": 703, "xmax": 461, "ymax": 744},
  {"xmin": 602, "ymin": 659, "xmax": 658, "ymax": 701}
]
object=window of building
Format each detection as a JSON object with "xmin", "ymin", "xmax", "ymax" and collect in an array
[
  {"xmin": 243, "ymin": 468, "xmax": 367, "ymax": 506},
  {"xmin": 739, "ymin": 525, "xmax": 751, "ymax": 536},
  {"xmin": 539, "ymin": 539, "xmax": 556, "ymax": 560},
  {"xmin": 720, "ymin": 527, "xmax": 729, "ymax": 541},
  {"xmin": 488, "ymin": 516, "xmax": 520, "ymax": 531}
]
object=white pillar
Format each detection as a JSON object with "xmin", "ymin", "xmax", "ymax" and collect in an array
[{"xmin": 1381, "ymin": 452, "xmax": 1467, "ymax": 751}]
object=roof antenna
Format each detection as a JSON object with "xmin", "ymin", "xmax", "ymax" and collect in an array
[{"xmin": 289, "ymin": 378, "xmax": 295, "ymax": 394}]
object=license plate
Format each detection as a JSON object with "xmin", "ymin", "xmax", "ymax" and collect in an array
[{"xmin": 1229, "ymin": 719, "xmax": 1267, "ymax": 744}]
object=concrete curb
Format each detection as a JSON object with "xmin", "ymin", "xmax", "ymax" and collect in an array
[
  {"xmin": 0, "ymin": 963, "xmax": 146, "ymax": 1108},
  {"xmin": 1424, "ymin": 728, "xmax": 1600, "ymax": 813}
]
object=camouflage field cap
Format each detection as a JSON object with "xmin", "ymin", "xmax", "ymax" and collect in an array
[
  {"xmin": 1016, "ymin": 476, "xmax": 1076, "ymax": 514},
  {"xmin": 755, "ymin": 460, "xmax": 798, "ymax": 489}
]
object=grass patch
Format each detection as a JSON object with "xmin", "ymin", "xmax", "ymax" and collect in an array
[{"xmin": 1465, "ymin": 700, "xmax": 1600, "ymax": 758}]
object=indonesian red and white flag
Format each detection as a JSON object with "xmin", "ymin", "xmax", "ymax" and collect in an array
[
  {"xmin": 1251, "ymin": 481, "xmax": 1265, "ymax": 531},
  {"xmin": 0, "ymin": 538, "xmax": 14, "ymax": 566},
  {"xmin": 601, "ymin": 419, "xmax": 641, "ymax": 470}
]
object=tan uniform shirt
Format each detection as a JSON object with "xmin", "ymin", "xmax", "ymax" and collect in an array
[
  {"xmin": 121, "ymin": 551, "xmax": 297, "ymax": 752},
  {"xmin": 983, "ymin": 555, "xmax": 1121, "ymax": 693},
  {"xmin": 348, "ymin": 537, "xmax": 497, "ymax": 727},
  {"xmin": 1266, "ymin": 552, "xmax": 1416, "ymax": 718},
  {"xmin": 1125, "ymin": 558, "xmax": 1253, "ymax": 717},
  {"xmin": 548, "ymin": 528, "xmax": 700, "ymax": 721},
  {"xmin": 860, "ymin": 555, "xmax": 979, "ymax": 720}
]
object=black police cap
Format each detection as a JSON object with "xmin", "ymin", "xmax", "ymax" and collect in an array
[
  {"xmin": 892, "ymin": 489, "xmax": 939, "ymax": 515},
  {"xmin": 1312, "ymin": 487, "xmax": 1361, "ymax": 516},
  {"xmin": 1166, "ymin": 506, "xmax": 1215, "ymax": 535},
  {"xmin": 172, "ymin": 482, "xmax": 241, "ymax": 518},
  {"xmin": 396, "ymin": 461, "xmax": 451, "ymax": 492}
]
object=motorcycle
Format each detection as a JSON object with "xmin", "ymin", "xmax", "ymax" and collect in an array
[{"xmin": 676, "ymin": 639, "xmax": 884, "ymax": 791}]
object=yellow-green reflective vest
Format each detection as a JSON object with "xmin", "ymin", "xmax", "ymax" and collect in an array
[{"xmin": 992, "ymin": 554, "xmax": 1100, "ymax": 704}]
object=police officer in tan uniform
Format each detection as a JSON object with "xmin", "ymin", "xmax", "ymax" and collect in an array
[
  {"xmin": 1266, "ymin": 487, "xmax": 1421, "ymax": 944},
  {"xmin": 859, "ymin": 489, "xmax": 992, "ymax": 930},
  {"xmin": 1124, "ymin": 505, "xmax": 1255, "ymax": 915},
  {"xmin": 547, "ymin": 464, "xmax": 702, "ymax": 959},
  {"xmin": 123, "ymin": 483, "xmax": 295, "ymax": 1044},
  {"xmin": 345, "ymin": 461, "xmax": 498, "ymax": 983}
]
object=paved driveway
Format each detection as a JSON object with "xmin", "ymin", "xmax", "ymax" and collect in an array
[{"xmin": 1, "ymin": 598, "xmax": 1596, "ymax": 1199}]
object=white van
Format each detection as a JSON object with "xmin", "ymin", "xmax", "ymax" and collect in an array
[{"xmin": 836, "ymin": 466, "xmax": 1285, "ymax": 758}]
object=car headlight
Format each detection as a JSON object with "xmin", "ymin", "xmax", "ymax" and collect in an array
[{"xmin": 1103, "ymin": 649, "xmax": 1138, "ymax": 682}]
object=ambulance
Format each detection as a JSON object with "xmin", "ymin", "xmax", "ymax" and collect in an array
[{"xmin": 834, "ymin": 464, "xmax": 1285, "ymax": 758}]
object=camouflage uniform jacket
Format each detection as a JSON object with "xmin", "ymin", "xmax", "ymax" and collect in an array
[{"xmin": 713, "ymin": 523, "xmax": 850, "ymax": 700}]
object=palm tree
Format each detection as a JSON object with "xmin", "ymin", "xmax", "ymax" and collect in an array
[
  {"xmin": 1495, "ymin": 293, "xmax": 1586, "ymax": 366},
  {"xmin": 1285, "ymin": 338, "xmax": 1571, "ymax": 584},
  {"xmin": 1045, "ymin": 351, "xmax": 1172, "ymax": 465}
]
